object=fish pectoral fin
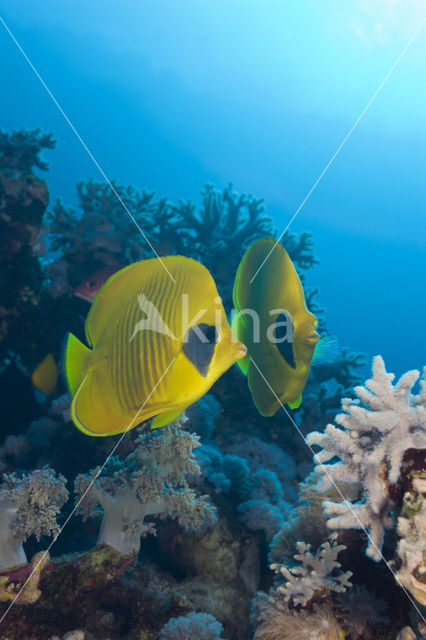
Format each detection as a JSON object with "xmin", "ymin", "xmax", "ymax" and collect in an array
[
  {"xmin": 235, "ymin": 355, "xmax": 249, "ymax": 376},
  {"xmin": 151, "ymin": 408, "xmax": 184, "ymax": 429},
  {"xmin": 230, "ymin": 310, "xmax": 249, "ymax": 376},
  {"xmin": 288, "ymin": 395, "xmax": 302, "ymax": 410},
  {"xmin": 311, "ymin": 335, "xmax": 340, "ymax": 366}
]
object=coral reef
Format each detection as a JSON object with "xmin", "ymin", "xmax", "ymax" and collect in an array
[
  {"xmin": 269, "ymin": 472, "xmax": 360, "ymax": 564},
  {"xmin": 252, "ymin": 592, "xmax": 343, "ymax": 640},
  {"xmin": 196, "ymin": 436, "xmax": 297, "ymax": 541},
  {"xmin": 307, "ymin": 355, "xmax": 426, "ymax": 561},
  {"xmin": 75, "ymin": 421, "xmax": 216, "ymax": 555},
  {"xmin": 0, "ymin": 128, "xmax": 55, "ymax": 173},
  {"xmin": 0, "ymin": 550, "xmax": 50, "ymax": 605},
  {"xmin": 0, "ymin": 129, "xmax": 54, "ymax": 365},
  {"xmin": 0, "ymin": 544, "xmax": 192, "ymax": 640},
  {"xmin": 396, "ymin": 475, "xmax": 426, "ymax": 606},
  {"xmin": 0, "ymin": 466, "xmax": 68, "ymax": 570},
  {"xmin": 186, "ymin": 393, "xmax": 222, "ymax": 440},
  {"xmin": 270, "ymin": 540, "xmax": 352, "ymax": 607},
  {"xmin": 158, "ymin": 611, "xmax": 226, "ymax": 640},
  {"xmin": 335, "ymin": 585, "xmax": 389, "ymax": 639},
  {"xmin": 1, "ymin": 125, "xmax": 420, "ymax": 639}
]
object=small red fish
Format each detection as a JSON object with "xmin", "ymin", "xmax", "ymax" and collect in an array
[{"xmin": 74, "ymin": 266, "xmax": 124, "ymax": 302}]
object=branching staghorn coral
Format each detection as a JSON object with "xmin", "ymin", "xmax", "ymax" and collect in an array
[
  {"xmin": 270, "ymin": 540, "xmax": 352, "ymax": 607},
  {"xmin": 42, "ymin": 178, "xmax": 321, "ymax": 309},
  {"xmin": 306, "ymin": 356, "xmax": 426, "ymax": 561},
  {"xmin": 75, "ymin": 422, "xmax": 217, "ymax": 555},
  {"xmin": 0, "ymin": 128, "xmax": 56, "ymax": 172},
  {"xmin": 0, "ymin": 466, "xmax": 68, "ymax": 570}
]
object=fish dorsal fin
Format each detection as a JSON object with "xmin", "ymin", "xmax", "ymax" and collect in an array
[
  {"xmin": 311, "ymin": 336, "xmax": 340, "ymax": 366},
  {"xmin": 85, "ymin": 256, "xmax": 196, "ymax": 347},
  {"xmin": 233, "ymin": 237, "xmax": 308, "ymax": 320},
  {"xmin": 232, "ymin": 239, "xmax": 279, "ymax": 314}
]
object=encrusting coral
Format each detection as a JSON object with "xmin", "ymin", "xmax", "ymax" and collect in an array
[
  {"xmin": 270, "ymin": 540, "xmax": 352, "ymax": 607},
  {"xmin": 0, "ymin": 466, "xmax": 68, "ymax": 570},
  {"xmin": 306, "ymin": 355, "xmax": 426, "ymax": 561},
  {"xmin": 74, "ymin": 420, "xmax": 217, "ymax": 555}
]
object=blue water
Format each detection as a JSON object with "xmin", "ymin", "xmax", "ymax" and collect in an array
[{"xmin": 1, "ymin": 0, "xmax": 425, "ymax": 378}]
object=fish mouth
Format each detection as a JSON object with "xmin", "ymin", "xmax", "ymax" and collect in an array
[
  {"xmin": 304, "ymin": 330, "xmax": 320, "ymax": 345},
  {"xmin": 74, "ymin": 292, "xmax": 92, "ymax": 302}
]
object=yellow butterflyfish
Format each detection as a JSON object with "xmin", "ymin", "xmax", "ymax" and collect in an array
[
  {"xmin": 62, "ymin": 257, "xmax": 246, "ymax": 436},
  {"xmin": 232, "ymin": 237, "xmax": 333, "ymax": 416},
  {"xmin": 31, "ymin": 353, "xmax": 58, "ymax": 395}
]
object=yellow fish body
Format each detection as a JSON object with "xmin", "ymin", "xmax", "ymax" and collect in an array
[
  {"xmin": 63, "ymin": 257, "xmax": 246, "ymax": 436},
  {"xmin": 232, "ymin": 237, "xmax": 319, "ymax": 416},
  {"xmin": 31, "ymin": 353, "xmax": 58, "ymax": 395}
]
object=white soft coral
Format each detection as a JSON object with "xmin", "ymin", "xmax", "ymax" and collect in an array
[{"xmin": 307, "ymin": 356, "xmax": 426, "ymax": 561}]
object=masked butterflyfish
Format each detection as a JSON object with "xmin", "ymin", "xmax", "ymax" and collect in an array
[
  {"xmin": 232, "ymin": 237, "xmax": 334, "ymax": 416},
  {"xmin": 62, "ymin": 257, "xmax": 247, "ymax": 436}
]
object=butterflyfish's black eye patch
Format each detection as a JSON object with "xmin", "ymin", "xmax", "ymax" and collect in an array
[
  {"xmin": 274, "ymin": 313, "xmax": 296, "ymax": 369},
  {"xmin": 183, "ymin": 323, "xmax": 218, "ymax": 377}
]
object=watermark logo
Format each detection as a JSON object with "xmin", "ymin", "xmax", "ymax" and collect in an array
[
  {"xmin": 129, "ymin": 294, "xmax": 177, "ymax": 342},
  {"xmin": 129, "ymin": 292, "xmax": 294, "ymax": 345}
]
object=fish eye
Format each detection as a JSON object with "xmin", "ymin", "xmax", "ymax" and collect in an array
[
  {"xmin": 183, "ymin": 323, "xmax": 217, "ymax": 377},
  {"xmin": 88, "ymin": 281, "xmax": 95, "ymax": 288}
]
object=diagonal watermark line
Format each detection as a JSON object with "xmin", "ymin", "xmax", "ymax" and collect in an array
[
  {"xmin": 0, "ymin": 15, "xmax": 176, "ymax": 284},
  {"xmin": 249, "ymin": 356, "xmax": 426, "ymax": 623},
  {"xmin": 0, "ymin": 357, "xmax": 176, "ymax": 624},
  {"xmin": 250, "ymin": 16, "xmax": 426, "ymax": 284}
]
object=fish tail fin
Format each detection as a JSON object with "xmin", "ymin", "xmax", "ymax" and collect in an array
[{"xmin": 62, "ymin": 332, "xmax": 91, "ymax": 396}]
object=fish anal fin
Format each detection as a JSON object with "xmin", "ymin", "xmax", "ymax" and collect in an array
[
  {"xmin": 151, "ymin": 408, "xmax": 183, "ymax": 429},
  {"xmin": 71, "ymin": 373, "xmax": 130, "ymax": 436},
  {"xmin": 247, "ymin": 363, "xmax": 279, "ymax": 417},
  {"xmin": 288, "ymin": 395, "xmax": 302, "ymax": 410}
]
